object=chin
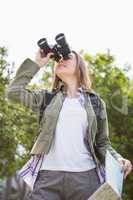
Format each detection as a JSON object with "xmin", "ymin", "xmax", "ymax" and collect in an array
[
  {"xmin": 56, "ymin": 71, "xmax": 65, "ymax": 76},
  {"xmin": 56, "ymin": 73, "xmax": 63, "ymax": 79}
]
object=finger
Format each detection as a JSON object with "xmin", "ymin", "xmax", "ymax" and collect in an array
[
  {"xmin": 123, "ymin": 160, "xmax": 130, "ymax": 171},
  {"xmin": 48, "ymin": 52, "xmax": 54, "ymax": 57},
  {"xmin": 124, "ymin": 165, "xmax": 132, "ymax": 179},
  {"xmin": 124, "ymin": 173, "xmax": 128, "ymax": 179},
  {"xmin": 46, "ymin": 53, "xmax": 54, "ymax": 60},
  {"xmin": 36, "ymin": 49, "xmax": 41, "ymax": 56},
  {"xmin": 119, "ymin": 162, "xmax": 126, "ymax": 172},
  {"xmin": 40, "ymin": 49, "xmax": 44, "ymax": 53},
  {"xmin": 124, "ymin": 169, "xmax": 130, "ymax": 179}
]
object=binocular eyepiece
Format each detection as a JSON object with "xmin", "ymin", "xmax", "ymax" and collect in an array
[{"xmin": 37, "ymin": 33, "xmax": 72, "ymax": 62}]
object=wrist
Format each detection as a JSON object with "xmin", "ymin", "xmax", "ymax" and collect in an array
[{"xmin": 35, "ymin": 60, "xmax": 45, "ymax": 68}]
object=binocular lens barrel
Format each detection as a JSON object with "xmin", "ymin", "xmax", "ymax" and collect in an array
[
  {"xmin": 55, "ymin": 33, "xmax": 65, "ymax": 43},
  {"xmin": 37, "ymin": 38, "xmax": 52, "ymax": 56},
  {"xmin": 37, "ymin": 33, "xmax": 72, "ymax": 62}
]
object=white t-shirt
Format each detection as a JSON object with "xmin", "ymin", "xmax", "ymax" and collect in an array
[{"xmin": 40, "ymin": 95, "xmax": 96, "ymax": 172}]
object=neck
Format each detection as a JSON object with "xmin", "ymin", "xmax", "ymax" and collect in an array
[{"xmin": 64, "ymin": 81, "xmax": 80, "ymax": 98}]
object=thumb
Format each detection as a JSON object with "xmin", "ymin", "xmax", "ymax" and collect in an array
[{"xmin": 47, "ymin": 52, "xmax": 54, "ymax": 57}]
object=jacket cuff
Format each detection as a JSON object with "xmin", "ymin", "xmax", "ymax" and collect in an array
[{"xmin": 15, "ymin": 58, "xmax": 40, "ymax": 77}]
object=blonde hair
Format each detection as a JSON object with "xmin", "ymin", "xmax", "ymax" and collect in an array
[{"xmin": 51, "ymin": 51, "xmax": 92, "ymax": 92}]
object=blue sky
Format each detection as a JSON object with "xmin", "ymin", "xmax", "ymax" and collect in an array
[{"xmin": 0, "ymin": 0, "xmax": 133, "ymax": 78}]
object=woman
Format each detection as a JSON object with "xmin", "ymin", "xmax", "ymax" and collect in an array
[{"xmin": 6, "ymin": 49, "xmax": 132, "ymax": 200}]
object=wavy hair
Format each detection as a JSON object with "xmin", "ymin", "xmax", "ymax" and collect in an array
[{"xmin": 51, "ymin": 51, "xmax": 92, "ymax": 92}]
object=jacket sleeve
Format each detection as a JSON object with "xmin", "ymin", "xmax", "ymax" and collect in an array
[
  {"xmin": 5, "ymin": 58, "xmax": 47, "ymax": 113},
  {"xmin": 95, "ymin": 97, "xmax": 123, "ymax": 164}
]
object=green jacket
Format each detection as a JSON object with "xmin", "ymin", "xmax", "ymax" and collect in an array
[{"xmin": 5, "ymin": 58, "xmax": 123, "ymax": 167}]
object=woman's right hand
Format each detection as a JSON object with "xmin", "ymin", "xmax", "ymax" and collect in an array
[{"xmin": 35, "ymin": 48, "xmax": 54, "ymax": 68}]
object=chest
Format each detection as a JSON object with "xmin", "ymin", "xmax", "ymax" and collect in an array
[
  {"xmin": 58, "ymin": 97, "xmax": 88, "ymax": 128},
  {"xmin": 40, "ymin": 92, "xmax": 97, "ymax": 142}
]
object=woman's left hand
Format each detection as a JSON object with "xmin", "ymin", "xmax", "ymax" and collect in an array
[{"xmin": 118, "ymin": 158, "xmax": 133, "ymax": 179}]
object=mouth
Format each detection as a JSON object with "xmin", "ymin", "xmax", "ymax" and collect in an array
[{"xmin": 58, "ymin": 65, "xmax": 66, "ymax": 68}]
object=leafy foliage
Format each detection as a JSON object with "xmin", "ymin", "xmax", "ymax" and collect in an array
[
  {"xmin": 0, "ymin": 48, "xmax": 38, "ymax": 178},
  {"xmin": 83, "ymin": 50, "xmax": 133, "ymax": 199},
  {"xmin": 0, "ymin": 47, "xmax": 132, "ymax": 199}
]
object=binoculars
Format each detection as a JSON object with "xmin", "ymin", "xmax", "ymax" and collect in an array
[{"xmin": 37, "ymin": 33, "xmax": 72, "ymax": 62}]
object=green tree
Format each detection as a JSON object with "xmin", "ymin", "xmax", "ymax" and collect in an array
[
  {"xmin": 83, "ymin": 49, "xmax": 133, "ymax": 200},
  {"xmin": 1, "ymin": 47, "xmax": 133, "ymax": 199},
  {"xmin": 0, "ymin": 48, "xmax": 39, "ymax": 178}
]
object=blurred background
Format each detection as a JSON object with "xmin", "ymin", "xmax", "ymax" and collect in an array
[{"xmin": 0, "ymin": 0, "xmax": 133, "ymax": 199}]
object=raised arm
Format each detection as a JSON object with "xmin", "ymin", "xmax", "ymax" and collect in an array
[{"xmin": 5, "ymin": 49, "xmax": 53, "ymax": 113}]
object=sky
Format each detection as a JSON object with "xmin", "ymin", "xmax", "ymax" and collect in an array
[{"xmin": 0, "ymin": 0, "xmax": 133, "ymax": 78}]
